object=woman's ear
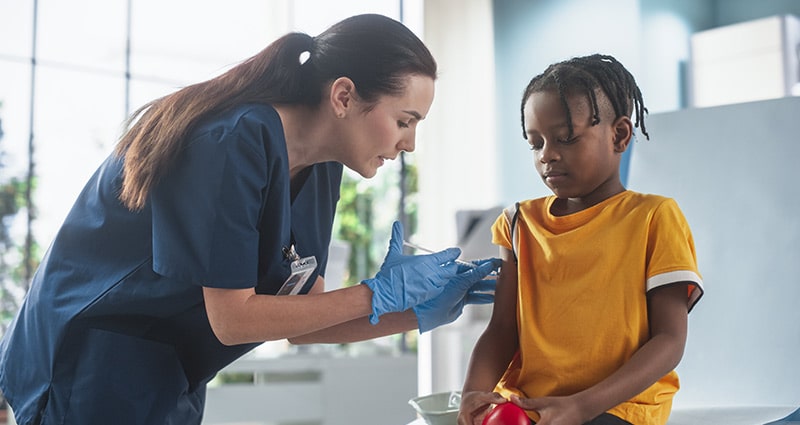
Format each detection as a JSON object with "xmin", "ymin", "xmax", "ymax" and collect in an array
[
  {"xmin": 329, "ymin": 77, "xmax": 356, "ymax": 118},
  {"xmin": 612, "ymin": 116, "xmax": 634, "ymax": 153}
]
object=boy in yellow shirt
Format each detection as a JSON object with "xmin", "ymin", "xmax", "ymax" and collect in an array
[{"xmin": 457, "ymin": 54, "xmax": 703, "ymax": 425}]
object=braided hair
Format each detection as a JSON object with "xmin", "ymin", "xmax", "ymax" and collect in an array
[{"xmin": 520, "ymin": 54, "xmax": 648, "ymax": 141}]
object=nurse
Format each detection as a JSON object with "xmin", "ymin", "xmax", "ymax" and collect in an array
[{"xmin": 0, "ymin": 14, "xmax": 500, "ymax": 425}]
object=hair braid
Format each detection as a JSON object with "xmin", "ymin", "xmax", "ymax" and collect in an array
[
  {"xmin": 552, "ymin": 71, "xmax": 575, "ymax": 138},
  {"xmin": 520, "ymin": 53, "xmax": 648, "ymax": 141}
]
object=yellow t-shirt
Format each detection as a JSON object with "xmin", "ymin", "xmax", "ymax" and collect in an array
[{"xmin": 490, "ymin": 191, "xmax": 703, "ymax": 425}]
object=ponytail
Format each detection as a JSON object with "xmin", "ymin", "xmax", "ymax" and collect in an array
[
  {"xmin": 115, "ymin": 14, "xmax": 435, "ymax": 212},
  {"xmin": 115, "ymin": 32, "xmax": 317, "ymax": 211}
]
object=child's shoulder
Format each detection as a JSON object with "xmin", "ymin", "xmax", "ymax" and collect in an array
[
  {"xmin": 514, "ymin": 196, "xmax": 550, "ymax": 210},
  {"xmin": 499, "ymin": 197, "xmax": 548, "ymax": 223},
  {"xmin": 619, "ymin": 191, "xmax": 690, "ymax": 220},
  {"xmin": 622, "ymin": 190, "xmax": 676, "ymax": 207}
]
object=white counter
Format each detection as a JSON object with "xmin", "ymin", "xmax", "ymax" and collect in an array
[
  {"xmin": 203, "ymin": 352, "xmax": 418, "ymax": 425},
  {"xmin": 405, "ymin": 405, "xmax": 799, "ymax": 425}
]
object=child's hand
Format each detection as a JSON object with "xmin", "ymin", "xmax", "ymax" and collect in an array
[
  {"xmin": 457, "ymin": 391, "xmax": 507, "ymax": 425},
  {"xmin": 510, "ymin": 394, "xmax": 587, "ymax": 425}
]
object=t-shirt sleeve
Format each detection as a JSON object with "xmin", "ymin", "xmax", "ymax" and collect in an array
[
  {"xmin": 491, "ymin": 204, "xmax": 515, "ymax": 251},
  {"xmin": 645, "ymin": 198, "xmax": 704, "ymax": 311},
  {"xmin": 150, "ymin": 116, "xmax": 270, "ymax": 288}
]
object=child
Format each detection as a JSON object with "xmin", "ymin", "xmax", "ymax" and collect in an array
[{"xmin": 457, "ymin": 54, "xmax": 704, "ymax": 425}]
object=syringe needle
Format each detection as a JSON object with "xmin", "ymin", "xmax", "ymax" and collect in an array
[
  {"xmin": 403, "ymin": 240, "xmax": 475, "ymax": 268},
  {"xmin": 402, "ymin": 240, "xmax": 435, "ymax": 254}
]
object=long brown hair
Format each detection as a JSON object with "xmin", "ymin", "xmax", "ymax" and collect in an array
[{"xmin": 115, "ymin": 14, "xmax": 437, "ymax": 211}]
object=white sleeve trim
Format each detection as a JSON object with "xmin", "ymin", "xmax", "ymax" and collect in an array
[{"xmin": 646, "ymin": 270, "xmax": 704, "ymax": 313}]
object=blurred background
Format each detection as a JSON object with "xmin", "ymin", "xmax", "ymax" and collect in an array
[{"xmin": 1, "ymin": 0, "xmax": 799, "ymax": 424}]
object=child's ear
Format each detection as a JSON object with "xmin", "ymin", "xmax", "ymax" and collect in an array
[{"xmin": 612, "ymin": 116, "xmax": 634, "ymax": 153}]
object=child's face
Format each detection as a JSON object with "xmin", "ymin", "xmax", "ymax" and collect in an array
[{"xmin": 522, "ymin": 88, "xmax": 628, "ymax": 204}]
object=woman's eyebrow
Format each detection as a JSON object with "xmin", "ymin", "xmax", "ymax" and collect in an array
[{"xmin": 403, "ymin": 110, "xmax": 423, "ymax": 120}]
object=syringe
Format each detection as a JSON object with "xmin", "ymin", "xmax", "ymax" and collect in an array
[{"xmin": 402, "ymin": 240, "xmax": 476, "ymax": 268}]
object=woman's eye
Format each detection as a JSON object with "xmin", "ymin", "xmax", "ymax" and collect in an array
[
  {"xmin": 557, "ymin": 136, "xmax": 577, "ymax": 145},
  {"xmin": 528, "ymin": 142, "xmax": 543, "ymax": 151},
  {"xmin": 397, "ymin": 120, "xmax": 410, "ymax": 128}
]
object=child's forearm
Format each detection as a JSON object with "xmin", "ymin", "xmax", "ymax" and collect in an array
[
  {"xmin": 459, "ymin": 331, "xmax": 518, "ymax": 425},
  {"xmin": 462, "ymin": 329, "xmax": 518, "ymax": 392}
]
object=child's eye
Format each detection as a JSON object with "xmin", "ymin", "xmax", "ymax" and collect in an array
[
  {"xmin": 557, "ymin": 136, "xmax": 578, "ymax": 145},
  {"xmin": 528, "ymin": 141, "xmax": 543, "ymax": 151}
]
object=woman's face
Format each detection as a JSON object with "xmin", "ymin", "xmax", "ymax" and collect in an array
[
  {"xmin": 522, "ymin": 88, "xmax": 627, "ymax": 207},
  {"xmin": 341, "ymin": 74, "xmax": 435, "ymax": 178}
]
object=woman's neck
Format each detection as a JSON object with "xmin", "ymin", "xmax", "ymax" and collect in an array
[{"xmin": 274, "ymin": 104, "xmax": 337, "ymax": 178}]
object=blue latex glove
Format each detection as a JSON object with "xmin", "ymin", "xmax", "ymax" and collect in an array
[
  {"xmin": 362, "ymin": 221, "xmax": 462, "ymax": 325},
  {"xmin": 413, "ymin": 257, "xmax": 502, "ymax": 332}
]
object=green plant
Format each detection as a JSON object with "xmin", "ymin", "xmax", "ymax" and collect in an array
[
  {"xmin": 335, "ymin": 171, "xmax": 377, "ymax": 285},
  {"xmin": 0, "ymin": 104, "xmax": 37, "ymax": 334},
  {"xmin": 331, "ymin": 159, "xmax": 420, "ymax": 353},
  {"xmin": 333, "ymin": 160, "xmax": 419, "ymax": 287}
]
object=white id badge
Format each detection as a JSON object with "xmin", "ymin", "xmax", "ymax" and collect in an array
[{"xmin": 276, "ymin": 256, "xmax": 317, "ymax": 296}]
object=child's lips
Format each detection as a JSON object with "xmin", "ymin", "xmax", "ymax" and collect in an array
[{"xmin": 544, "ymin": 170, "xmax": 567, "ymax": 183}]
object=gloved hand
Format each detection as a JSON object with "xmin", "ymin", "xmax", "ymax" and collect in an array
[
  {"xmin": 413, "ymin": 257, "xmax": 502, "ymax": 332},
  {"xmin": 362, "ymin": 221, "xmax": 462, "ymax": 325}
]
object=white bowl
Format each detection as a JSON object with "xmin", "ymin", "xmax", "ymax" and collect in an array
[{"xmin": 408, "ymin": 391, "xmax": 461, "ymax": 425}]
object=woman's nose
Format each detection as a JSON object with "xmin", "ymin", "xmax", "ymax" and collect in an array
[{"xmin": 398, "ymin": 135, "xmax": 416, "ymax": 153}]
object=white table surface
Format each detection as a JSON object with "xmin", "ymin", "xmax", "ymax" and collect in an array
[
  {"xmin": 667, "ymin": 406, "xmax": 798, "ymax": 425},
  {"xmin": 407, "ymin": 406, "xmax": 799, "ymax": 425}
]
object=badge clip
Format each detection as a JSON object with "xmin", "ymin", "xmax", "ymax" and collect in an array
[{"xmin": 277, "ymin": 245, "xmax": 317, "ymax": 296}]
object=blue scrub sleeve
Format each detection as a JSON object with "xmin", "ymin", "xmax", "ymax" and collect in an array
[{"xmin": 150, "ymin": 122, "xmax": 269, "ymax": 288}]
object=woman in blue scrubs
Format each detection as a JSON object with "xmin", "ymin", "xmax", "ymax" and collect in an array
[{"xmin": 0, "ymin": 14, "xmax": 500, "ymax": 425}]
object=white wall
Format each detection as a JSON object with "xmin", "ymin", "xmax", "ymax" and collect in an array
[
  {"xmin": 416, "ymin": 0, "xmax": 499, "ymax": 251},
  {"xmin": 416, "ymin": 0, "xmax": 499, "ymax": 396}
]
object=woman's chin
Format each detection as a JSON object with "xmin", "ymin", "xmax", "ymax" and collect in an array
[{"xmin": 346, "ymin": 165, "xmax": 377, "ymax": 179}]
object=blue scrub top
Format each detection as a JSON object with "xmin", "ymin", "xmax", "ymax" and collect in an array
[{"xmin": 0, "ymin": 104, "xmax": 343, "ymax": 424}]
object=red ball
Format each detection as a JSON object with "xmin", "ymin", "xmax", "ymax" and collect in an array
[{"xmin": 482, "ymin": 402, "xmax": 530, "ymax": 425}]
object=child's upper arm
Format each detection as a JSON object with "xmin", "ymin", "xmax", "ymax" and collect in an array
[
  {"xmin": 486, "ymin": 246, "xmax": 519, "ymax": 338},
  {"xmin": 647, "ymin": 282, "xmax": 689, "ymax": 348}
]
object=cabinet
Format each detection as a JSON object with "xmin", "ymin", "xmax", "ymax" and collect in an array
[{"xmin": 203, "ymin": 353, "xmax": 418, "ymax": 425}]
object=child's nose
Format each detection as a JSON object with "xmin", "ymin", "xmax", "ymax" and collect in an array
[{"xmin": 539, "ymin": 142, "xmax": 560, "ymax": 162}]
